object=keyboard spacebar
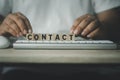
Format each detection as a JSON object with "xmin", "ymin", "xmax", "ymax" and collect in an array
[{"xmin": 13, "ymin": 43, "xmax": 117, "ymax": 50}]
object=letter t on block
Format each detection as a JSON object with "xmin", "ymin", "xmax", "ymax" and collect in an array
[{"xmin": 68, "ymin": 34, "xmax": 75, "ymax": 41}]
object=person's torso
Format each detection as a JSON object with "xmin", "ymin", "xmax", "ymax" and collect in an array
[{"xmin": 12, "ymin": 0, "xmax": 94, "ymax": 33}]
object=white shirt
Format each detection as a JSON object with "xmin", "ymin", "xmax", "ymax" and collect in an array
[{"xmin": 0, "ymin": 0, "xmax": 120, "ymax": 34}]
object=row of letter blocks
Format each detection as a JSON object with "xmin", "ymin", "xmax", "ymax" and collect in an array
[{"xmin": 26, "ymin": 33, "xmax": 75, "ymax": 41}]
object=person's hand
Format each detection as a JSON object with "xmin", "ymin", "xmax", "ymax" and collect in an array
[
  {"xmin": 0, "ymin": 12, "xmax": 32, "ymax": 37},
  {"xmin": 71, "ymin": 14, "xmax": 107, "ymax": 39}
]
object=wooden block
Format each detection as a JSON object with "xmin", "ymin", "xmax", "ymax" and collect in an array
[
  {"xmin": 41, "ymin": 34, "xmax": 47, "ymax": 41},
  {"xmin": 50, "ymin": 34, "xmax": 55, "ymax": 41},
  {"xmin": 68, "ymin": 34, "xmax": 75, "ymax": 41},
  {"xmin": 26, "ymin": 33, "xmax": 34, "ymax": 40},
  {"xmin": 60, "ymin": 34, "xmax": 68, "ymax": 41},
  {"xmin": 33, "ymin": 34, "xmax": 40, "ymax": 40},
  {"xmin": 38, "ymin": 33, "xmax": 42, "ymax": 40},
  {"xmin": 46, "ymin": 34, "xmax": 53, "ymax": 41}
]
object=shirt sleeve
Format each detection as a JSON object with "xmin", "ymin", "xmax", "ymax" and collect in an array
[
  {"xmin": 92, "ymin": 0, "xmax": 120, "ymax": 13},
  {"xmin": 0, "ymin": 0, "xmax": 12, "ymax": 16}
]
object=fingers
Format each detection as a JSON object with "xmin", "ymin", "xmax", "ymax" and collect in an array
[
  {"xmin": 82, "ymin": 20, "xmax": 99, "ymax": 36},
  {"xmin": 71, "ymin": 14, "xmax": 88, "ymax": 33},
  {"xmin": 74, "ymin": 16, "xmax": 95, "ymax": 35},
  {"xmin": 0, "ymin": 12, "xmax": 32, "ymax": 37},
  {"xmin": 4, "ymin": 17, "xmax": 21, "ymax": 37},
  {"xmin": 71, "ymin": 14, "xmax": 101, "ymax": 39},
  {"xmin": 0, "ymin": 23, "xmax": 17, "ymax": 37},
  {"xmin": 87, "ymin": 28, "xmax": 100, "ymax": 38},
  {"xmin": 6, "ymin": 27, "xmax": 17, "ymax": 37},
  {"xmin": 16, "ymin": 12, "xmax": 33, "ymax": 33},
  {"xmin": 8, "ymin": 13, "xmax": 27, "ymax": 35}
]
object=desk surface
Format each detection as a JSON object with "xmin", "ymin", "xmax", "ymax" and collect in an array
[{"xmin": 0, "ymin": 49, "xmax": 120, "ymax": 63}]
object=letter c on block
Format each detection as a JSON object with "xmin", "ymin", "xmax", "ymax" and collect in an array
[
  {"xmin": 62, "ymin": 34, "xmax": 67, "ymax": 40},
  {"xmin": 26, "ymin": 33, "xmax": 33, "ymax": 40}
]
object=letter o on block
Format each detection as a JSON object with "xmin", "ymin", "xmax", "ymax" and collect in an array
[{"xmin": 34, "ymin": 34, "xmax": 39, "ymax": 40}]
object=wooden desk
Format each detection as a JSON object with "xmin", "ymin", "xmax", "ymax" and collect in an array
[{"xmin": 0, "ymin": 49, "xmax": 120, "ymax": 63}]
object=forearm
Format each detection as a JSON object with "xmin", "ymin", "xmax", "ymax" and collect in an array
[{"xmin": 97, "ymin": 7, "xmax": 120, "ymax": 41}]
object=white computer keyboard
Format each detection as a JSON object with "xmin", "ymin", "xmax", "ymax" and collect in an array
[{"xmin": 13, "ymin": 40, "xmax": 118, "ymax": 50}]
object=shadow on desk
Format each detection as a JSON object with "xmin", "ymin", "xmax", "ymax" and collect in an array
[{"xmin": 0, "ymin": 63, "xmax": 120, "ymax": 80}]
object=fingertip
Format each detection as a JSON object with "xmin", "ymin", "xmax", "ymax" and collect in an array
[
  {"xmin": 87, "ymin": 35, "xmax": 91, "ymax": 38},
  {"xmin": 70, "ymin": 29, "xmax": 74, "ymax": 34},
  {"xmin": 74, "ymin": 30, "xmax": 78, "ymax": 35},
  {"xmin": 19, "ymin": 32, "xmax": 23, "ymax": 36},
  {"xmin": 81, "ymin": 31, "xmax": 85, "ymax": 36},
  {"xmin": 15, "ymin": 34, "xmax": 19, "ymax": 37},
  {"xmin": 23, "ymin": 29, "xmax": 27, "ymax": 34},
  {"xmin": 28, "ymin": 29, "xmax": 32, "ymax": 33}
]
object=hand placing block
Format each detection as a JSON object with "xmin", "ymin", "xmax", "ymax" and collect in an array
[{"xmin": 26, "ymin": 33, "xmax": 75, "ymax": 41}]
